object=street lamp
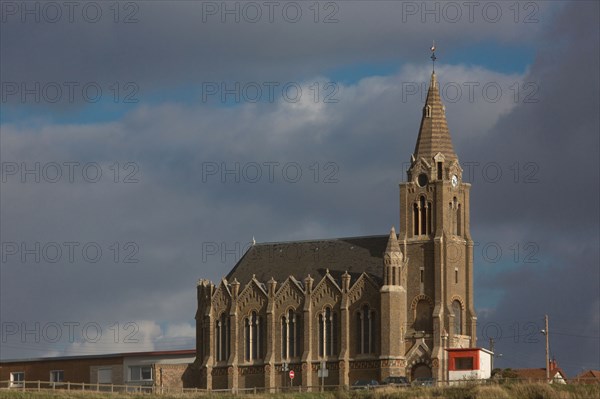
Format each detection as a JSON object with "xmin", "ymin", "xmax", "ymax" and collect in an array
[
  {"xmin": 491, "ymin": 352, "xmax": 502, "ymax": 371},
  {"xmin": 540, "ymin": 315, "xmax": 549, "ymax": 381}
]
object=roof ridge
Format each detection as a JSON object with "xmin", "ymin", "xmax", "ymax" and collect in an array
[{"xmin": 254, "ymin": 234, "xmax": 389, "ymax": 246}]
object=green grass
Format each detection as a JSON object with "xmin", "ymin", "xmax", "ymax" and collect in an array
[{"xmin": 0, "ymin": 384, "xmax": 599, "ymax": 399}]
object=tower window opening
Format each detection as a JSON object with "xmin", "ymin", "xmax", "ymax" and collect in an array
[
  {"xmin": 420, "ymin": 196, "xmax": 427, "ymax": 235},
  {"xmin": 413, "ymin": 203, "xmax": 419, "ymax": 236},
  {"xmin": 437, "ymin": 162, "xmax": 443, "ymax": 180}
]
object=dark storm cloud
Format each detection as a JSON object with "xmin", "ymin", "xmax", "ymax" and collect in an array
[
  {"xmin": 0, "ymin": 0, "xmax": 553, "ymax": 107},
  {"xmin": 466, "ymin": 1, "xmax": 600, "ymax": 375}
]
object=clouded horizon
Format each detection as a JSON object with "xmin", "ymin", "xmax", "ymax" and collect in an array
[{"xmin": 1, "ymin": 1, "xmax": 598, "ymax": 378}]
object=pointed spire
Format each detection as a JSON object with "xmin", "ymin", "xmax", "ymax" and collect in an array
[
  {"xmin": 385, "ymin": 227, "xmax": 402, "ymax": 254},
  {"xmin": 413, "ymin": 48, "xmax": 458, "ymax": 164}
]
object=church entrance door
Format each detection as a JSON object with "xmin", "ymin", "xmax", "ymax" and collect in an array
[{"xmin": 411, "ymin": 363, "xmax": 432, "ymax": 381}]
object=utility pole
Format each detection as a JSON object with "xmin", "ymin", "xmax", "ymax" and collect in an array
[
  {"xmin": 489, "ymin": 338, "xmax": 495, "ymax": 370},
  {"xmin": 544, "ymin": 315, "xmax": 550, "ymax": 381}
]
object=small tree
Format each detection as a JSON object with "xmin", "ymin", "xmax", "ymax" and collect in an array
[
  {"xmin": 491, "ymin": 368, "xmax": 503, "ymax": 379},
  {"xmin": 501, "ymin": 368, "xmax": 518, "ymax": 384}
]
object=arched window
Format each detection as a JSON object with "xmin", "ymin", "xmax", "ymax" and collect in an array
[
  {"xmin": 414, "ymin": 300, "xmax": 433, "ymax": 332},
  {"xmin": 413, "ymin": 203, "xmax": 419, "ymax": 236},
  {"xmin": 245, "ymin": 311, "xmax": 262, "ymax": 361},
  {"xmin": 414, "ymin": 196, "xmax": 430, "ymax": 237},
  {"xmin": 319, "ymin": 307, "xmax": 338, "ymax": 357},
  {"xmin": 356, "ymin": 304, "xmax": 375, "ymax": 354},
  {"xmin": 281, "ymin": 309, "xmax": 300, "ymax": 359},
  {"xmin": 216, "ymin": 313, "xmax": 229, "ymax": 362},
  {"xmin": 420, "ymin": 196, "xmax": 427, "ymax": 235},
  {"xmin": 453, "ymin": 300, "xmax": 462, "ymax": 335}
]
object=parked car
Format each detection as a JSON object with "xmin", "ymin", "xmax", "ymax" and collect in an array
[
  {"xmin": 412, "ymin": 377, "xmax": 435, "ymax": 387},
  {"xmin": 380, "ymin": 376, "xmax": 410, "ymax": 387},
  {"xmin": 352, "ymin": 379, "xmax": 379, "ymax": 390}
]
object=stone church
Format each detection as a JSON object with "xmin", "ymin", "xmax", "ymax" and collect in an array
[{"xmin": 193, "ymin": 68, "xmax": 477, "ymax": 390}]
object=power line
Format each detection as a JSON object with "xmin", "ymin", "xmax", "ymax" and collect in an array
[
  {"xmin": 550, "ymin": 331, "xmax": 600, "ymax": 339},
  {"xmin": 479, "ymin": 332, "xmax": 599, "ymax": 341}
]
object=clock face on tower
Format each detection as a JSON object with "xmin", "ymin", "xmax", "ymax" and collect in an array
[{"xmin": 451, "ymin": 175, "xmax": 458, "ymax": 187}]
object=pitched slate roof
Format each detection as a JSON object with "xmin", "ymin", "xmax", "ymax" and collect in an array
[{"xmin": 225, "ymin": 235, "xmax": 389, "ymax": 285}]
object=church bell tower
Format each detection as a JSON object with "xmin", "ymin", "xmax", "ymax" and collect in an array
[{"xmin": 398, "ymin": 48, "xmax": 477, "ymax": 381}]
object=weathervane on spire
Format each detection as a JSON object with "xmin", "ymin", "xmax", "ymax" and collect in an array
[{"xmin": 431, "ymin": 40, "xmax": 437, "ymax": 72}]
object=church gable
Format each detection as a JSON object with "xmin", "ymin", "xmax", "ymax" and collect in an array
[
  {"xmin": 348, "ymin": 273, "xmax": 380, "ymax": 307},
  {"xmin": 237, "ymin": 278, "xmax": 268, "ymax": 314},
  {"xmin": 274, "ymin": 277, "xmax": 304, "ymax": 311},
  {"xmin": 410, "ymin": 157, "xmax": 431, "ymax": 177},
  {"xmin": 212, "ymin": 280, "xmax": 232, "ymax": 316},
  {"xmin": 447, "ymin": 160, "xmax": 462, "ymax": 176},
  {"xmin": 311, "ymin": 273, "xmax": 342, "ymax": 309}
]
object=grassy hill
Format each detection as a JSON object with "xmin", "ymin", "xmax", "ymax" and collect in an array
[{"xmin": 1, "ymin": 383, "xmax": 599, "ymax": 399}]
